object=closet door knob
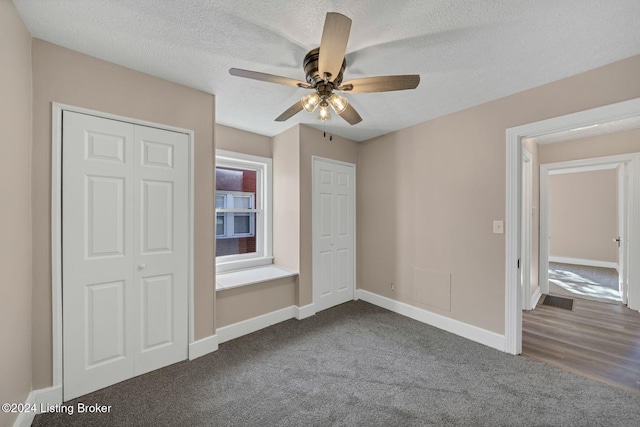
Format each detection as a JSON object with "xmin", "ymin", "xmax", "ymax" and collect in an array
[{"xmin": 138, "ymin": 264, "xmax": 146, "ymax": 270}]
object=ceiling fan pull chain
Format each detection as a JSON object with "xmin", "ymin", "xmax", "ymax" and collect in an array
[{"xmin": 330, "ymin": 115, "xmax": 334, "ymax": 141}]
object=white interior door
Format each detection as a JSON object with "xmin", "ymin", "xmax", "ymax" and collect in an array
[
  {"xmin": 62, "ymin": 111, "xmax": 188, "ymax": 400},
  {"xmin": 62, "ymin": 113, "xmax": 135, "ymax": 400},
  {"xmin": 312, "ymin": 157, "xmax": 355, "ymax": 312},
  {"xmin": 134, "ymin": 125, "xmax": 189, "ymax": 375}
]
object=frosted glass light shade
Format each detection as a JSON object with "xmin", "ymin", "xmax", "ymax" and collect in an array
[
  {"xmin": 328, "ymin": 94, "xmax": 349, "ymax": 114},
  {"xmin": 301, "ymin": 93, "xmax": 320, "ymax": 112},
  {"xmin": 317, "ymin": 101, "xmax": 331, "ymax": 121}
]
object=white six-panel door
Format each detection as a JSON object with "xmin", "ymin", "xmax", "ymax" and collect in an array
[
  {"xmin": 312, "ymin": 157, "xmax": 355, "ymax": 312},
  {"xmin": 62, "ymin": 111, "xmax": 188, "ymax": 400}
]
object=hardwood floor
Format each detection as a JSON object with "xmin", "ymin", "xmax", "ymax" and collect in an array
[{"xmin": 522, "ymin": 295, "xmax": 640, "ymax": 394}]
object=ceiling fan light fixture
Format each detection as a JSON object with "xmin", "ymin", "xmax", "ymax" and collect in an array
[
  {"xmin": 317, "ymin": 100, "xmax": 331, "ymax": 121},
  {"xmin": 328, "ymin": 93, "xmax": 348, "ymax": 115},
  {"xmin": 229, "ymin": 12, "xmax": 419, "ymax": 127},
  {"xmin": 301, "ymin": 93, "xmax": 320, "ymax": 112}
]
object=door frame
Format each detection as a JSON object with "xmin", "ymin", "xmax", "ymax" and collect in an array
[
  {"xmin": 311, "ymin": 156, "xmax": 357, "ymax": 310},
  {"xmin": 521, "ymin": 149, "xmax": 533, "ymax": 310},
  {"xmin": 51, "ymin": 103, "xmax": 195, "ymax": 398},
  {"xmin": 619, "ymin": 164, "xmax": 629, "ymax": 304},
  {"xmin": 539, "ymin": 156, "xmax": 634, "ymax": 296},
  {"xmin": 504, "ymin": 96, "xmax": 640, "ymax": 355}
]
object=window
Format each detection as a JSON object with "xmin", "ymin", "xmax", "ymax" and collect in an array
[
  {"xmin": 216, "ymin": 191, "xmax": 256, "ymax": 238},
  {"xmin": 215, "ymin": 150, "xmax": 272, "ymax": 272}
]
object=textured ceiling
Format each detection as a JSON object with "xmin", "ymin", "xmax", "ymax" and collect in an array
[{"xmin": 13, "ymin": 0, "xmax": 640, "ymax": 142}]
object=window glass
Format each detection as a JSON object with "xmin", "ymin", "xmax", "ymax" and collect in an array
[
  {"xmin": 233, "ymin": 195, "xmax": 252, "ymax": 209},
  {"xmin": 215, "ymin": 167, "xmax": 257, "ymax": 257},
  {"xmin": 216, "ymin": 215, "xmax": 225, "ymax": 236},
  {"xmin": 234, "ymin": 214, "xmax": 251, "ymax": 234}
]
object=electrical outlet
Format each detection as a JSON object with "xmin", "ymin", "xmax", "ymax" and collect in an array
[{"xmin": 391, "ymin": 283, "xmax": 395, "ymax": 291}]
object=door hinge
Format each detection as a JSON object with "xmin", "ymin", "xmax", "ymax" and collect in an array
[{"xmin": 517, "ymin": 259, "xmax": 520, "ymax": 269}]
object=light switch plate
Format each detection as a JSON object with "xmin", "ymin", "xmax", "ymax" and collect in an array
[{"xmin": 493, "ymin": 220, "xmax": 504, "ymax": 234}]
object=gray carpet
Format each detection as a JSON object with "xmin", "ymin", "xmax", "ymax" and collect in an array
[
  {"xmin": 33, "ymin": 301, "xmax": 640, "ymax": 426},
  {"xmin": 549, "ymin": 262, "xmax": 621, "ymax": 303}
]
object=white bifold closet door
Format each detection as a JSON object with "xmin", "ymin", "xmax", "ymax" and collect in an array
[
  {"xmin": 313, "ymin": 158, "xmax": 355, "ymax": 312},
  {"xmin": 62, "ymin": 111, "xmax": 188, "ymax": 401}
]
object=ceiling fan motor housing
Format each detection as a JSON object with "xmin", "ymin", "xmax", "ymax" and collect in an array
[{"xmin": 303, "ymin": 48, "xmax": 346, "ymax": 88}]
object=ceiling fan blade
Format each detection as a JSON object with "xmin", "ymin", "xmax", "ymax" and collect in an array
[
  {"xmin": 275, "ymin": 101, "xmax": 304, "ymax": 122},
  {"xmin": 229, "ymin": 68, "xmax": 310, "ymax": 88},
  {"xmin": 340, "ymin": 75, "xmax": 420, "ymax": 93},
  {"xmin": 318, "ymin": 12, "xmax": 352, "ymax": 82},
  {"xmin": 338, "ymin": 103, "xmax": 362, "ymax": 125}
]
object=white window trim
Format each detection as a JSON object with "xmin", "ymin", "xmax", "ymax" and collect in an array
[{"xmin": 216, "ymin": 149, "xmax": 273, "ymax": 273}]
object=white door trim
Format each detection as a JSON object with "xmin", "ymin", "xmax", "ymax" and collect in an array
[
  {"xmin": 521, "ymin": 149, "xmax": 533, "ymax": 310},
  {"xmin": 51, "ymin": 103, "xmax": 195, "ymax": 400},
  {"xmin": 540, "ymin": 154, "xmax": 639, "ymax": 301},
  {"xmin": 619, "ymin": 163, "xmax": 629, "ymax": 305},
  {"xmin": 311, "ymin": 156, "xmax": 357, "ymax": 310},
  {"xmin": 505, "ymin": 96, "xmax": 640, "ymax": 355}
]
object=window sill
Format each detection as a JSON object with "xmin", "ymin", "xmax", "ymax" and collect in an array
[
  {"xmin": 216, "ymin": 264, "xmax": 298, "ymax": 291},
  {"xmin": 216, "ymin": 256, "xmax": 273, "ymax": 273}
]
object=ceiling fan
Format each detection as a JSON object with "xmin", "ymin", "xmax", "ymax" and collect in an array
[{"xmin": 229, "ymin": 12, "xmax": 420, "ymax": 125}]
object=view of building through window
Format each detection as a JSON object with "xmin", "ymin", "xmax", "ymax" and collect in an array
[{"xmin": 215, "ymin": 166, "xmax": 257, "ymax": 257}]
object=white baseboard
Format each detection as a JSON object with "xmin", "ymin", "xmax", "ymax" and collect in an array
[
  {"xmin": 355, "ymin": 289, "xmax": 506, "ymax": 352},
  {"xmin": 530, "ymin": 286, "xmax": 543, "ymax": 310},
  {"xmin": 13, "ymin": 385, "xmax": 63, "ymax": 427},
  {"xmin": 13, "ymin": 391, "xmax": 35, "ymax": 427},
  {"xmin": 33, "ymin": 385, "xmax": 62, "ymax": 406},
  {"xmin": 217, "ymin": 306, "xmax": 297, "ymax": 344},
  {"xmin": 295, "ymin": 303, "xmax": 316, "ymax": 320},
  {"xmin": 549, "ymin": 256, "xmax": 617, "ymax": 270},
  {"xmin": 189, "ymin": 334, "xmax": 219, "ymax": 360}
]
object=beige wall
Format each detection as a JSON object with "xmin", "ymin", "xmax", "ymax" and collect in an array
[
  {"xmin": 31, "ymin": 40, "xmax": 215, "ymax": 389},
  {"xmin": 272, "ymin": 126, "xmax": 301, "ymax": 273},
  {"xmin": 0, "ymin": 2, "xmax": 33, "ymax": 425},
  {"xmin": 549, "ymin": 170, "xmax": 617, "ymax": 262},
  {"xmin": 216, "ymin": 278, "xmax": 297, "ymax": 327},
  {"xmin": 358, "ymin": 54, "xmax": 640, "ymax": 334},
  {"xmin": 539, "ymin": 128, "xmax": 640, "ymax": 164},
  {"xmin": 215, "ymin": 123, "xmax": 272, "ymax": 158}
]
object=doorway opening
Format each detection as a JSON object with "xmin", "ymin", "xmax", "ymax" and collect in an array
[
  {"xmin": 505, "ymin": 97, "xmax": 640, "ymax": 355},
  {"xmin": 540, "ymin": 157, "xmax": 631, "ymax": 305}
]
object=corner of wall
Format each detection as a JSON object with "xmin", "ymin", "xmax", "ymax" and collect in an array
[
  {"xmin": 0, "ymin": 1, "xmax": 35, "ymax": 426},
  {"xmin": 272, "ymin": 126, "xmax": 301, "ymax": 274}
]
